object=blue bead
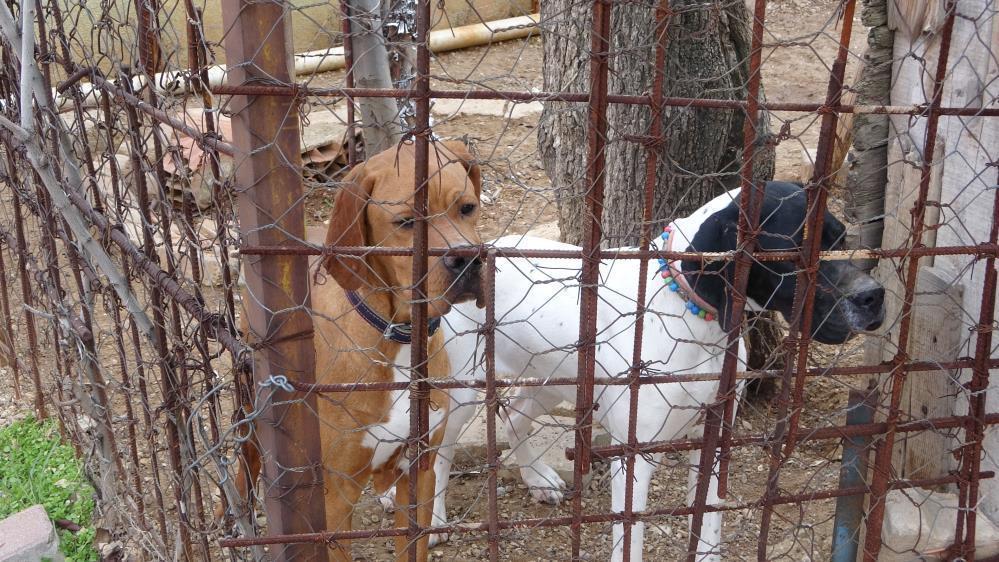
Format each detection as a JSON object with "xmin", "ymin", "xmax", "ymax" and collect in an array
[
  {"xmin": 690, "ymin": 304, "xmax": 700, "ymax": 315},
  {"xmin": 670, "ymin": 282, "xmax": 679, "ymax": 291}
]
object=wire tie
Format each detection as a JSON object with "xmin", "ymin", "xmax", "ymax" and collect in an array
[{"xmin": 259, "ymin": 374, "xmax": 295, "ymax": 393}]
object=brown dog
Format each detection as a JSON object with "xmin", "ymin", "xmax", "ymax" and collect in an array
[{"xmin": 228, "ymin": 140, "xmax": 482, "ymax": 561}]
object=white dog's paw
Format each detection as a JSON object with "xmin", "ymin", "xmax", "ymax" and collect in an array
[
  {"xmin": 376, "ymin": 488, "xmax": 396, "ymax": 513},
  {"xmin": 428, "ymin": 531, "xmax": 450, "ymax": 548},
  {"xmin": 428, "ymin": 512, "xmax": 450, "ymax": 547},
  {"xmin": 521, "ymin": 463, "xmax": 567, "ymax": 505}
]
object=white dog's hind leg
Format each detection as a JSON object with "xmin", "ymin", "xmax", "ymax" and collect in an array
[
  {"xmin": 686, "ymin": 446, "xmax": 723, "ymax": 562},
  {"xmin": 501, "ymin": 390, "xmax": 567, "ymax": 504},
  {"xmin": 427, "ymin": 389, "xmax": 479, "ymax": 547},
  {"xmin": 610, "ymin": 455, "xmax": 657, "ymax": 562}
]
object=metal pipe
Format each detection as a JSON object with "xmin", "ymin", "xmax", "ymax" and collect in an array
[{"xmin": 831, "ymin": 388, "xmax": 878, "ymax": 562}]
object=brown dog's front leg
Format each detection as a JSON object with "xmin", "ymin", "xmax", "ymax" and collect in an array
[{"xmin": 391, "ymin": 453, "xmax": 437, "ymax": 562}]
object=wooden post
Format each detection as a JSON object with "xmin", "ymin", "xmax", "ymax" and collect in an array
[
  {"xmin": 866, "ymin": 138, "xmax": 957, "ymax": 484},
  {"xmin": 221, "ymin": 2, "xmax": 329, "ymax": 558}
]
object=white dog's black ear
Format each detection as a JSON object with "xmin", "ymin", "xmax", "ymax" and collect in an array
[{"xmin": 681, "ymin": 205, "xmax": 740, "ymax": 328}]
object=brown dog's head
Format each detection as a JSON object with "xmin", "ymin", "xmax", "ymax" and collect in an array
[{"xmin": 322, "ymin": 140, "xmax": 483, "ymax": 319}]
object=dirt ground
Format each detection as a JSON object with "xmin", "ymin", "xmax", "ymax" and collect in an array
[{"xmin": 0, "ymin": 0, "xmax": 877, "ymax": 560}]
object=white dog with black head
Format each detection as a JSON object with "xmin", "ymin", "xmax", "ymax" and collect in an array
[{"xmin": 425, "ymin": 182, "xmax": 885, "ymax": 561}]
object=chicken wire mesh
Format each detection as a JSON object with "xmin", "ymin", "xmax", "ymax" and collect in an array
[{"xmin": 0, "ymin": 0, "xmax": 996, "ymax": 561}]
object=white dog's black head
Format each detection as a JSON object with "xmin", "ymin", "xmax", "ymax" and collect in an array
[{"xmin": 681, "ymin": 181, "xmax": 885, "ymax": 344}]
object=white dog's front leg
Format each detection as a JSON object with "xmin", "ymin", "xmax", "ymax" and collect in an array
[
  {"xmin": 428, "ymin": 389, "xmax": 479, "ymax": 547},
  {"xmin": 610, "ymin": 455, "xmax": 657, "ymax": 562},
  {"xmin": 686, "ymin": 447, "xmax": 723, "ymax": 562},
  {"xmin": 501, "ymin": 391, "xmax": 568, "ymax": 504}
]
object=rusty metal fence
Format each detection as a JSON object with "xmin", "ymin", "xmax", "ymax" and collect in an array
[{"xmin": 0, "ymin": 0, "xmax": 997, "ymax": 560}]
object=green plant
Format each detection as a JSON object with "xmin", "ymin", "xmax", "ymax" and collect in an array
[{"xmin": 0, "ymin": 418, "xmax": 98, "ymax": 562}]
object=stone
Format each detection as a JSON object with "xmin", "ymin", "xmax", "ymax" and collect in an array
[
  {"xmin": 880, "ymin": 487, "xmax": 999, "ymax": 561},
  {"xmin": 0, "ymin": 505, "xmax": 63, "ymax": 562}
]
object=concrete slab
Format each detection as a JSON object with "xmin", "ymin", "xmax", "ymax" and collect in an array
[
  {"xmin": 880, "ymin": 487, "xmax": 999, "ymax": 561},
  {"xmin": 0, "ymin": 505, "xmax": 63, "ymax": 562},
  {"xmin": 431, "ymin": 98, "xmax": 543, "ymax": 120}
]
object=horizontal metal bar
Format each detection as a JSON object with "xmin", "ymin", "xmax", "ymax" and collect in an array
[
  {"xmin": 89, "ymin": 72, "xmax": 238, "ymax": 156},
  {"xmin": 242, "ymin": 243, "xmax": 999, "ymax": 262},
  {"xmin": 210, "ymin": 84, "xmax": 999, "ymax": 117},
  {"xmin": 217, "ymin": 471, "xmax": 992, "ymax": 547},
  {"xmin": 288, "ymin": 358, "xmax": 996, "ymax": 393},
  {"xmin": 567, "ymin": 412, "xmax": 999, "ymax": 462}
]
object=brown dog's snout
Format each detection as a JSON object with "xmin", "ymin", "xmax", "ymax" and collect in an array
[{"xmin": 443, "ymin": 251, "xmax": 482, "ymax": 278}]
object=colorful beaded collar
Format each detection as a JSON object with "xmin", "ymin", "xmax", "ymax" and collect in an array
[{"xmin": 656, "ymin": 224, "xmax": 719, "ymax": 322}]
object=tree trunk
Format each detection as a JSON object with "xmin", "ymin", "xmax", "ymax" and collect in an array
[
  {"xmin": 845, "ymin": 0, "xmax": 894, "ymax": 271},
  {"xmin": 349, "ymin": 0, "xmax": 403, "ymax": 154},
  {"xmin": 538, "ymin": 0, "xmax": 775, "ymax": 248}
]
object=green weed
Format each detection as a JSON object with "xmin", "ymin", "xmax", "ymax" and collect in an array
[{"xmin": 0, "ymin": 417, "xmax": 98, "ymax": 562}]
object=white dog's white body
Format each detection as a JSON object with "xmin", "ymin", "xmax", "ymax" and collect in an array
[{"xmin": 434, "ymin": 191, "xmax": 749, "ymax": 561}]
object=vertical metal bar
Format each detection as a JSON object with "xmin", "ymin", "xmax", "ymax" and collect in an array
[
  {"xmin": 484, "ymin": 251, "xmax": 500, "ymax": 562},
  {"xmin": 757, "ymin": 2, "xmax": 856, "ymax": 557},
  {"xmin": 686, "ymin": 0, "xmax": 769, "ymax": 558},
  {"xmin": 6, "ymin": 158, "xmax": 46, "ymax": 420},
  {"xmin": 831, "ymin": 387, "xmax": 878, "ymax": 562},
  {"xmin": 220, "ymin": 2, "xmax": 329, "ymax": 559},
  {"xmin": 622, "ymin": 2, "xmax": 672, "ymax": 560},
  {"xmin": 340, "ymin": 0, "xmax": 358, "ymax": 166},
  {"xmin": 861, "ymin": 3, "xmax": 958, "ymax": 558},
  {"xmin": 952, "ymin": 167, "xmax": 999, "ymax": 561},
  {"xmin": 571, "ymin": 0, "xmax": 612, "ymax": 557},
  {"xmin": 0, "ymin": 234, "xmax": 22, "ymax": 399},
  {"xmin": 408, "ymin": 0, "xmax": 432, "ymax": 558}
]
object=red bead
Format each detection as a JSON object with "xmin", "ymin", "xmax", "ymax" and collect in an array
[{"xmin": 704, "ymin": 313, "xmax": 714, "ymax": 322}]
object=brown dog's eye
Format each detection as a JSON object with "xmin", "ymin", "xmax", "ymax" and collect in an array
[
  {"xmin": 395, "ymin": 217, "xmax": 415, "ymax": 228},
  {"xmin": 460, "ymin": 203, "xmax": 477, "ymax": 216}
]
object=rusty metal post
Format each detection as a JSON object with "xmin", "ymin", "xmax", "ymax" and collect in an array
[
  {"xmin": 952, "ymin": 166, "xmax": 999, "ymax": 561},
  {"xmin": 483, "ymin": 251, "xmax": 500, "ymax": 561},
  {"xmin": 220, "ymin": 1, "xmax": 329, "ymax": 558},
  {"xmin": 571, "ymin": 0, "xmax": 612, "ymax": 557},
  {"xmin": 686, "ymin": 0, "xmax": 769, "ymax": 559},
  {"xmin": 405, "ymin": 0, "xmax": 433, "ymax": 560},
  {"xmin": 621, "ymin": 2, "xmax": 673, "ymax": 559},
  {"xmin": 757, "ymin": 2, "xmax": 857, "ymax": 557}
]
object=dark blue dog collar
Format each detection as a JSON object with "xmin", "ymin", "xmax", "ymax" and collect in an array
[{"xmin": 345, "ymin": 291, "xmax": 442, "ymax": 344}]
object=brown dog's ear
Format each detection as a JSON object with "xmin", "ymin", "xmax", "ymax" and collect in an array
[
  {"xmin": 439, "ymin": 140, "xmax": 481, "ymax": 199},
  {"xmin": 323, "ymin": 165, "xmax": 375, "ymax": 291}
]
